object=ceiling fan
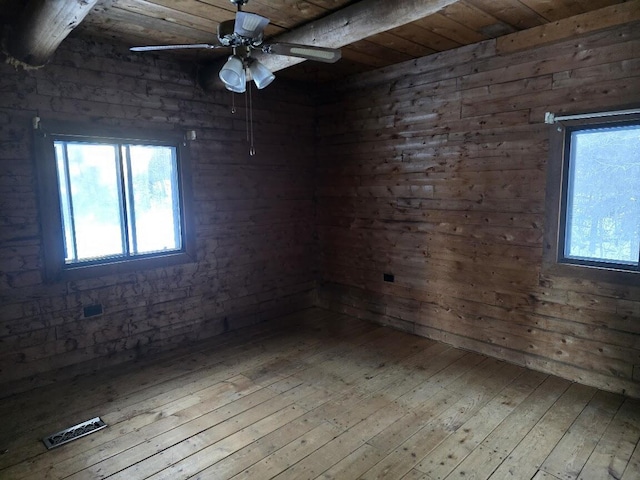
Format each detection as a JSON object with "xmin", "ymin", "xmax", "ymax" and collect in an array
[{"xmin": 130, "ymin": 0, "xmax": 342, "ymax": 93}]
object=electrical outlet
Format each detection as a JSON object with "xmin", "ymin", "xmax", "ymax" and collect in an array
[{"xmin": 83, "ymin": 304, "xmax": 103, "ymax": 318}]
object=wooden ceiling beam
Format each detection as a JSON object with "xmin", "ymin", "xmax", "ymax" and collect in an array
[
  {"xmin": 3, "ymin": 0, "xmax": 100, "ymax": 67},
  {"xmin": 200, "ymin": 0, "xmax": 461, "ymax": 90},
  {"xmin": 252, "ymin": 0, "xmax": 462, "ymax": 73}
]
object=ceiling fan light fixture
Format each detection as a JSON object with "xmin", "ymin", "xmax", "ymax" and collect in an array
[
  {"xmin": 226, "ymin": 81, "xmax": 246, "ymax": 93},
  {"xmin": 219, "ymin": 55, "xmax": 246, "ymax": 92},
  {"xmin": 248, "ymin": 59, "xmax": 275, "ymax": 89}
]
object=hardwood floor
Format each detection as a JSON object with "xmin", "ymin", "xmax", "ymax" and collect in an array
[{"xmin": 0, "ymin": 308, "xmax": 638, "ymax": 480}]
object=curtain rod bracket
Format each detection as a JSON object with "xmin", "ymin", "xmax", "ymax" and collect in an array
[{"xmin": 544, "ymin": 108, "xmax": 640, "ymax": 124}]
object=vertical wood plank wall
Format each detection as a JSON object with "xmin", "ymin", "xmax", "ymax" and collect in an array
[
  {"xmin": 0, "ymin": 37, "xmax": 317, "ymax": 390},
  {"xmin": 315, "ymin": 21, "xmax": 640, "ymax": 397}
]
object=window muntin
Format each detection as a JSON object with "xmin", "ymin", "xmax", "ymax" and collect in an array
[
  {"xmin": 557, "ymin": 120, "xmax": 640, "ymax": 272},
  {"xmin": 54, "ymin": 139, "xmax": 183, "ymax": 266}
]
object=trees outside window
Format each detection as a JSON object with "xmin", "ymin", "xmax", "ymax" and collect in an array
[{"xmin": 562, "ymin": 124, "xmax": 640, "ymax": 267}]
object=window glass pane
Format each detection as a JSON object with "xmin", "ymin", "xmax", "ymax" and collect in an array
[
  {"xmin": 565, "ymin": 124, "xmax": 640, "ymax": 264},
  {"xmin": 64, "ymin": 143, "xmax": 125, "ymax": 262},
  {"xmin": 54, "ymin": 142, "xmax": 75, "ymax": 263},
  {"xmin": 128, "ymin": 145, "xmax": 181, "ymax": 254}
]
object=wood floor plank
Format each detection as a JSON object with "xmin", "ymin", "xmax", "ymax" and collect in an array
[
  {"xmin": 540, "ymin": 390, "xmax": 625, "ymax": 480},
  {"xmin": 238, "ymin": 320, "xmax": 392, "ymax": 389},
  {"xmin": 315, "ymin": 443, "xmax": 387, "ymax": 480},
  {"xmin": 362, "ymin": 363, "xmax": 523, "ymax": 479},
  {"xmin": 139, "ymin": 404, "xmax": 309, "ymax": 479},
  {"xmin": 359, "ymin": 363, "xmax": 526, "ymax": 479},
  {"xmin": 414, "ymin": 369, "xmax": 548, "ymax": 479},
  {"xmin": 228, "ymin": 421, "xmax": 340, "ymax": 480},
  {"xmin": 434, "ymin": 374, "xmax": 570, "ymax": 480},
  {"xmin": 0, "ymin": 308, "xmax": 638, "ymax": 480},
  {"xmin": 2, "ymin": 310, "xmax": 378, "ymax": 476},
  {"xmin": 577, "ymin": 398, "xmax": 640, "ymax": 479},
  {"xmin": 620, "ymin": 440, "xmax": 640, "ymax": 480},
  {"xmin": 366, "ymin": 355, "xmax": 498, "ymax": 454},
  {"xmin": 312, "ymin": 349, "xmax": 488, "ymax": 478},
  {"xmin": 532, "ymin": 471, "xmax": 564, "ymax": 480},
  {"xmin": 0, "ymin": 319, "xmax": 324, "ymax": 471},
  {"xmin": 396, "ymin": 352, "xmax": 489, "ymax": 409},
  {"xmin": 485, "ymin": 383, "xmax": 597, "ymax": 480},
  {"xmin": 190, "ymin": 416, "xmax": 327, "ymax": 479},
  {"xmin": 306, "ymin": 343, "xmax": 457, "ymax": 430},
  {"xmin": 274, "ymin": 335, "xmax": 449, "ymax": 436},
  {"xmin": 399, "ymin": 468, "xmax": 429, "ymax": 479},
  {"xmin": 59, "ymin": 386, "xmax": 280, "ymax": 480},
  {"xmin": 0, "ymin": 307, "xmax": 329, "ymax": 419},
  {"xmin": 2, "ymin": 374, "xmax": 264, "ymax": 480},
  {"xmin": 70, "ymin": 384, "xmax": 318, "ymax": 479},
  {"xmin": 270, "ymin": 400, "xmax": 408, "ymax": 479}
]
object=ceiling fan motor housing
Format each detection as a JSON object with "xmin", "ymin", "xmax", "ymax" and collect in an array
[
  {"xmin": 217, "ymin": 19, "xmax": 264, "ymax": 48},
  {"xmin": 217, "ymin": 20, "xmax": 236, "ymax": 46}
]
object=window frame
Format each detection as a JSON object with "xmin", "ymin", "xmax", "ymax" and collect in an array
[
  {"xmin": 542, "ymin": 111, "xmax": 640, "ymax": 285},
  {"xmin": 35, "ymin": 120, "xmax": 196, "ymax": 282}
]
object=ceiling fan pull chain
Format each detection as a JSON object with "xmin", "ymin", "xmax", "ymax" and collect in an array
[
  {"xmin": 231, "ymin": 90, "xmax": 236, "ymax": 114},
  {"xmin": 248, "ymin": 79, "xmax": 255, "ymax": 156},
  {"xmin": 245, "ymin": 72, "xmax": 250, "ymax": 143}
]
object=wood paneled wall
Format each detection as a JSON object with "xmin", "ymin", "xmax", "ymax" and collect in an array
[
  {"xmin": 0, "ymin": 37, "xmax": 317, "ymax": 393},
  {"xmin": 1, "ymin": 11, "xmax": 639, "ymax": 400},
  {"xmin": 315, "ymin": 20, "xmax": 640, "ymax": 397}
]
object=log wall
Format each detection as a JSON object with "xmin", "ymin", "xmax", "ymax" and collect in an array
[
  {"xmin": 315, "ymin": 20, "xmax": 640, "ymax": 397},
  {"xmin": 0, "ymin": 36, "xmax": 317, "ymax": 392}
]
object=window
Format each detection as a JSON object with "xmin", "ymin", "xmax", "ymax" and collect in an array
[
  {"xmin": 36, "ymin": 121, "xmax": 195, "ymax": 281},
  {"xmin": 543, "ymin": 112, "xmax": 640, "ymax": 282}
]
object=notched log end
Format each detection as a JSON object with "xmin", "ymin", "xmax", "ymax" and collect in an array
[
  {"xmin": 3, "ymin": 53, "xmax": 45, "ymax": 70},
  {"xmin": 0, "ymin": 24, "xmax": 44, "ymax": 69}
]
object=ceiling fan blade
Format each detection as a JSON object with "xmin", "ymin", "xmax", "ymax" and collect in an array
[
  {"xmin": 130, "ymin": 43, "xmax": 222, "ymax": 52},
  {"xmin": 261, "ymin": 43, "xmax": 341, "ymax": 63},
  {"xmin": 234, "ymin": 12, "xmax": 269, "ymax": 38}
]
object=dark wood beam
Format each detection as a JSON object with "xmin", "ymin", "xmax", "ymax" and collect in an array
[
  {"xmin": 253, "ymin": 0, "xmax": 461, "ymax": 73},
  {"xmin": 199, "ymin": 0, "xmax": 460, "ymax": 91},
  {"xmin": 4, "ymin": 0, "xmax": 100, "ymax": 67}
]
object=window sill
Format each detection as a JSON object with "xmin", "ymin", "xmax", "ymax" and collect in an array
[
  {"xmin": 48, "ymin": 251, "xmax": 196, "ymax": 283},
  {"xmin": 541, "ymin": 254, "xmax": 639, "ymax": 286}
]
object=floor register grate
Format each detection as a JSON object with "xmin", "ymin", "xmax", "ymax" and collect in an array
[{"xmin": 42, "ymin": 417, "xmax": 107, "ymax": 450}]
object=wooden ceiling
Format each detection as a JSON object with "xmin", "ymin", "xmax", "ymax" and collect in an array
[{"xmin": 0, "ymin": 0, "xmax": 632, "ymax": 82}]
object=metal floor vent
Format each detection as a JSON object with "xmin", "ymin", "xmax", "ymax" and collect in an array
[{"xmin": 43, "ymin": 417, "xmax": 107, "ymax": 450}]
